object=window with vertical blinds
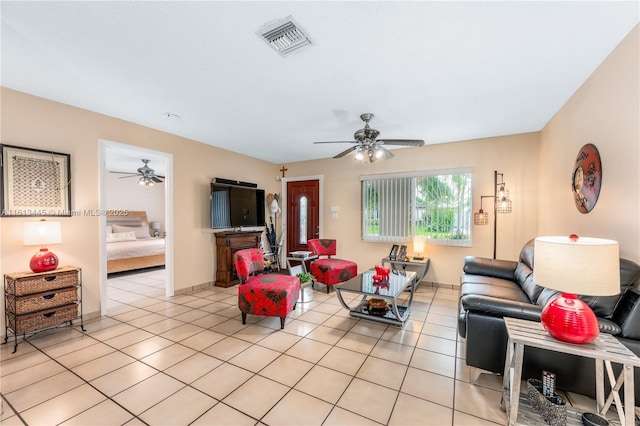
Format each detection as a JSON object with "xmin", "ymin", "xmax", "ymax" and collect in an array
[{"xmin": 361, "ymin": 169, "xmax": 472, "ymax": 246}]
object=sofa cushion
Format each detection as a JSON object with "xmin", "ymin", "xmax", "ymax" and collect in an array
[
  {"xmin": 519, "ymin": 239, "xmax": 535, "ymax": 269},
  {"xmin": 514, "ymin": 263, "xmax": 545, "ymax": 304},
  {"xmin": 462, "ymin": 257, "xmax": 517, "ymax": 280},
  {"xmin": 461, "ymin": 274, "xmax": 522, "ymax": 290},
  {"xmin": 535, "ymin": 287, "xmax": 561, "ymax": 307},
  {"xmin": 614, "ymin": 290, "xmax": 640, "ymax": 339},
  {"xmin": 460, "ymin": 280, "xmax": 531, "ymax": 304}
]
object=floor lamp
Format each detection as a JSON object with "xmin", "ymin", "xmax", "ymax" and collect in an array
[{"xmin": 473, "ymin": 170, "xmax": 512, "ymax": 259}]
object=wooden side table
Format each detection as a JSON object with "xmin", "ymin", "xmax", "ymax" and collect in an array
[{"xmin": 501, "ymin": 317, "xmax": 640, "ymax": 426}]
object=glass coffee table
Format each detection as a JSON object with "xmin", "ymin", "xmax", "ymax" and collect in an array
[{"xmin": 334, "ymin": 269, "xmax": 416, "ymax": 326}]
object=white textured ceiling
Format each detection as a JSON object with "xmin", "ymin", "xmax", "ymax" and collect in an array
[{"xmin": 2, "ymin": 1, "xmax": 638, "ymax": 169}]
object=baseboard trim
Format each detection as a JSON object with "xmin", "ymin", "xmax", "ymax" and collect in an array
[
  {"xmin": 418, "ymin": 280, "xmax": 459, "ymax": 289},
  {"xmin": 174, "ymin": 281, "xmax": 216, "ymax": 295}
]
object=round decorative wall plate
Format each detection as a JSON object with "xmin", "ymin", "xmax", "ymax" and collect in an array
[{"xmin": 572, "ymin": 143, "xmax": 602, "ymax": 214}]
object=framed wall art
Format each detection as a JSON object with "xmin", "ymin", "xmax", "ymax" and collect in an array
[{"xmin": 1, "ymin": 144, "xmax": 72, "ymax": 216}]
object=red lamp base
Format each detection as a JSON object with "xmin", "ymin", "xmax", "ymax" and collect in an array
[
  {"xmin": 541, "ymin": 292, "xmax": 599, "ymax": 344},
  {"xmin": 30, "ymin": 248, "xmax": 58, "ymax": 273}
]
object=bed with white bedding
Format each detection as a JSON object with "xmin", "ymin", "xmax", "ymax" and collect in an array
[{"xmin": 106, "ymin": 211, "xmax": 165, "ymax": 274}]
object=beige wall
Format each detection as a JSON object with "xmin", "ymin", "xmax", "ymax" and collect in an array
[
  {"xmin": 0, "ymin": 88, "xmax": 280, "ymax": 324},
  {"xmin": 539, "ymin": 24, "xmax": 639, "ymax": 262},
  {"xmin": 282, "ymin": 133, "xmax": 540, "ymax": 286}
]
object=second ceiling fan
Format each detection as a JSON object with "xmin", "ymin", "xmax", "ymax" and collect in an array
[
  {"xmin": 109, "ymin": 159, "xmax": 164, "ymax": 186},
  {"xmin": 314, "ymin": 113, "xmax": 425, "ymax": 162}
]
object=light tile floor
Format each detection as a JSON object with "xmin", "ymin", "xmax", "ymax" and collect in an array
[{"xmin": 0, "ymin": 269, "xmax": 614, "ymax": 425}]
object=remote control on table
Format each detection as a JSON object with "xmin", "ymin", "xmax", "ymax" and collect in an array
[{"xmin": 542, "ymin": 370, "xmax": 556, "ymax": 397}]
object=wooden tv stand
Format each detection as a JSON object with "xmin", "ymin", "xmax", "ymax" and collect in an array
[{"xmin": 215, "ymin": 230, "xmax": 262, "ymax": 287}]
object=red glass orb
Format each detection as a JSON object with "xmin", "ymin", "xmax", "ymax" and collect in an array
[
  {"xmin": 541, "ymin": 292, "xmax": 599, "ymax": 344},
  {"xmin": 30, "ymin": 248, "xmax": 58, "ymax": 273}
]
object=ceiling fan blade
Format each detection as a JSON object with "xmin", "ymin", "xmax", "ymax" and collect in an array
[
  {"xmin": 378, "ymin": 139, "xmax": 425, "ymax": 146},
  {"xmin": 314, "ymin": 141, "xmax": 357, "ymax": 144},
  {"xmin": 151, "ymin": 176, "xmax": 164, "ymax": 183},
  {"xmin": 334, "ymin": 146, "xmax": 358, "ymax": 158}
]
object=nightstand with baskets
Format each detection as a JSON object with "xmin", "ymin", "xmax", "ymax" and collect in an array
[{"xmin": 4, "ymin": 266, "xmax": 85, "ymax": 353}]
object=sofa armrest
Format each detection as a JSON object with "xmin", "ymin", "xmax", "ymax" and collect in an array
[
  {"xmin": 463, "ymin": 256, "xmax": 518, "ymax": 281},
  {"xmin": 461, "ymin": 294, "xmax": 542, "ymax": 322},
  {"xmin": 598, "ymin": 318, "xmax": 622, "ymax": 335}
]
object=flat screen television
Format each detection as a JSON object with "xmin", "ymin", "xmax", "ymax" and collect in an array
[{"xmin": 210, "ymin": 182, "xmax": 265, "ymax": 229}]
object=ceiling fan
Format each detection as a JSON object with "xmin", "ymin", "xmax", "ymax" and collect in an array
[
  {"xmin": 314, "ymin": 113, "xmax": 425, "ymax": 162},
  {"xmin": 109, "ymin": 159, "xmax": 164, "ymax": 186}
]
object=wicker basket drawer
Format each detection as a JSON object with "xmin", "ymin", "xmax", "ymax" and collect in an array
[
  {"xmin": 6, "ymin": 269, "xmax": 79, "ymax": 296},
  {"xmin": 6, "ymin": 287, "xmax": 78, "ymax": 315},
  {"xmin": 8, "ymin": 304, "xmax": 79, "ymax": 334}
]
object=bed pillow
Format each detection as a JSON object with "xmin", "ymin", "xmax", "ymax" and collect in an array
[
  {"xmin": 112, "ymin": 223, "xmax": 151, "ymax": 239},
  {"xmin": 107, "ymin": 231, "xmax": 137, "ymax": 243}
]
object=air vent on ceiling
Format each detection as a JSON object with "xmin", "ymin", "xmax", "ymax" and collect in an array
[{"xmin": 258, "ymin": 16, "xmax": 312, "ymax": 57}]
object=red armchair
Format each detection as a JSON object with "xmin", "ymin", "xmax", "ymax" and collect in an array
[
  {"xmin": 234, "ymin": 248, "xmax": 300, "ymax": 329},
  {"xmin": 307, "ymin": 239, "xmax": 358, "ymax": 293}
]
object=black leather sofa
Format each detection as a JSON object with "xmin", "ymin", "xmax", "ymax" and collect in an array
[{"xmin": 458, "ymin": 239, "xmax": 640, "ymax": 399}]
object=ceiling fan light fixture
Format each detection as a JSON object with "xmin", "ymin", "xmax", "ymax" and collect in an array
[
  {"xmin": 313, "ymin": 113, "xmax": 425, "ymax": 164},
  {"xmin": 138, "ymin": 176, "xmax": 154, "ymax": 187},
  {"xmin": 367, "ymin": 147, "xmax": 377, "ymax": 162}
]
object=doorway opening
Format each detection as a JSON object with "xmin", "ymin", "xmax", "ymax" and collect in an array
[{"xmin": 98, "ymin": 139, "xmax": 174, "ymax": 316}]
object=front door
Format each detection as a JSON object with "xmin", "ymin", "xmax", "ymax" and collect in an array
[{"xmin": 286, "ymin": 180, "xmax": 320, "ymax": 254}]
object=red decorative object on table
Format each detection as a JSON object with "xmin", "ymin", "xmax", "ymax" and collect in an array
[{"xmin": 374, "ymin": 265, "xmax": 390, "ymax": 279}]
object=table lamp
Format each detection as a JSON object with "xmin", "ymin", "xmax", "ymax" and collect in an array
[
  {"xmin": 413, "ymin": 236, "xmax": 426, "ymax": 260},
  {"xmin": 533, "ymin": 235, "xmax": 619, "ymax": 344},
  {"xmin": 150, "ymin": 221, "xmax": 161, "ymax": 237},
  {"xmin": 23, "ymin": 219, "xmax": 62, "ymax": 273}
]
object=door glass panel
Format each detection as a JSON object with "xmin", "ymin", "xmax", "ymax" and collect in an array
[{"xmin": 299, "ymin": 196, "xmax": 308, "ymax": 244}]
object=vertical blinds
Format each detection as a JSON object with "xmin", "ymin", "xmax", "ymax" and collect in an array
[
  {"xmin": 361, "ymin": 169, "xmax": 472, "ymax": 246},
  {"xmin": 362, "ymin": 177, "xmax": 411, "ymax": 242}
]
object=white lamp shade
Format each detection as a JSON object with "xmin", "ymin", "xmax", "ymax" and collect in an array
[
  {"xmin": 150, "ymin": 221, "xmax": 161, "ymax": 231},
  {"xmin": 533, "ymin": 236, "xmax": 619, "ymax": 296},
  {"xmin": 23, "ymin": 221, "xmax": 62, "ymax": 246},
  {"xmin": 413, "ymin": 236, "xmax": 426, "ymax": 254}
]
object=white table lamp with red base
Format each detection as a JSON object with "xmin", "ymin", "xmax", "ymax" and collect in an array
[
  {"xmin": 23, "ymin": 219, "xmax": 62, "ymax": 273},
  {"xmin": 533, "ymin": 235, "xmax": 619, "ymax": 344}
]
